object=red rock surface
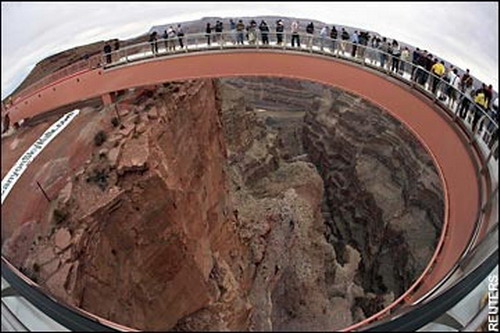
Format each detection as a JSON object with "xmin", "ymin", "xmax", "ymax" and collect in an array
[{"xmin": 1, "ymin": 77, "xmax": 443, "ymax": 331}]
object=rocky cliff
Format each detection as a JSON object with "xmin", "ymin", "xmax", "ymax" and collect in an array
[
  {"xmin": 3, "ymin": 76, "xmax": 444, "ymax": 331},
  {"xmin": 218, "ymin": 77, "xmax": 444, "ymax": 314},
  {"xmin": 6, "ymin": 80, "xmax": 250, "ymax": 330}
]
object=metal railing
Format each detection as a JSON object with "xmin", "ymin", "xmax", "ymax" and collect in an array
[
  {"xmin": 9, "ymin": 31, "xmax": 499, "ymax": 154},
  {"xmin": 99, "ymin": 30, "xmax": 499, "ymax": 160},
  {"xmin": 11, "ymin": 54, "xmax": 102, "ymax": 103},
  {"xmin": 12, "ymin": 30, "xmax": 497, "ymax": 155},
  {"xmin": 4, "ymin": 29, "xmax": 498, "ymax": 331}
]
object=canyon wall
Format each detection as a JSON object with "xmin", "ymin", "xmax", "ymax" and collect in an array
[
  {"xmin": 220, "ymin": 77, "xmax": 444, "ymax": 311},
  {"xmin": 2, "ymin": 76, "xmax": 444, "ymax": 331}
]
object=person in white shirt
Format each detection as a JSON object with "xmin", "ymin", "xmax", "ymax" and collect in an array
[
  {"xmin": 320, "ymin": 26, "xmax": 328, "ymax": 51},
  {"xmin": 446, "ymin": 68, "xmax": 460, "ymax": 109},
  {"xmin": 167, "ymin": 26, "xmax": 176, "ymax": 51},
  {"xmin": 291, "ymin": 21, "xmax": 300, "ymax": 47},
  {"xmin": 400, "ymin": 47, "xmax": 410, "ymax": 75}
]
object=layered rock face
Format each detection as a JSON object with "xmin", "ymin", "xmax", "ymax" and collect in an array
[
  {"xmin": 5, "ymin": 80, "xmax": 250, "ymax": 330},
  {"xmin": 219, "ymin": 77, "xmax": 444, "ymax": 314},
  {"xmin": 302, "ymin": 87, "xmax": 444, "ymax": 301},
  {"xmin": 2, "ymin": 76, "xmax": 443, "ymax": 331}
]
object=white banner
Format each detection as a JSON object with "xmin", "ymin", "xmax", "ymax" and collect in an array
[{"xmin": 1, "ymin": 109, "xmax": 80, "ymax": 205}]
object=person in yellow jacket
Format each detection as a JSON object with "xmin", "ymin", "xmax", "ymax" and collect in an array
[
  {"xmin": 472, "ymin": 84, "xmax": 488, "ymax": 133},
  {"xmin": 474, "ymin": 90, "xmax": 487, "ymax": 108},
  {"xmin": 430, "ymin": 60, "xmax": 446, "ymax": 95}
]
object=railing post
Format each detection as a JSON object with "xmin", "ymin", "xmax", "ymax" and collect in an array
[
  {"xmin": 481, "ymin": 182, "xmax": 499, "ymax": 212},
  {"xmin": 469, "ymin": 112, "xmax": 483, "ymax": 145},
  {"xmin": 481, "ymin": 140, "xmax": 499, "ymax": 173}
]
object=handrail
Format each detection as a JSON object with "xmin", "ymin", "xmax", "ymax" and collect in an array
[
  {"xmin": 365, "ymin": 249, "xmax": 499, "ymax": 331},
  {"xmin": 2, "ymin": 29, "xmax": 498, "ymax": 332},
  {"xmin": 11, "ymin": 53, "xmax": 102, "ymax": 103},
  {"xmin": 1, "ymin": 258, "xmax": 131, "ymax": 332},
  {"xmin": 364, "ymin": 222, "xmax": 498, "ymax": 331},
  {"xmin": 8, "ymin": 31, "xmax": 499, "ymax": 136}
]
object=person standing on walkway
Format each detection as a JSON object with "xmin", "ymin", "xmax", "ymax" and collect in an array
[
  {"xmin": 367, "ymin": 35, "xmax": 379, "ymax": 64},
  {"xmin": 447, "ymin": 69, "xmax": 460, "ymax": 109},
  {"xmin": 213, "ymin": 20, "xmax": 220, "ymax": 43},
  {"xmin": 177, "ymin": 24, "xmax": 185, "ymax": 49},
  {"xmin": 162, "ymin": 29, "xmax": 169, "ymax": 51},
  {"xmin": 484, "ymin": 84, "xmax": 494, "ymax": 109},
  {"xmin": 420, "ymin": 53, "xmax": 434, "ymax": 87},
  {"xmin": 167, "ymin": 26, "xmax": 176, "ymax": 51},
  {"xmin": 460, "ymin": 69, "xmax": 474, "ymax": 93},
  {"xmin": 319, "ymin": 25, "xmax": 328, "ymax": 51},
  {"xmin": 215, "ymin": 20, "xmax": 224, "ymax": 45},
  {"xmin": 458, "ymin": 77, "xmax": 474, "ymax": 120},
  {"xmin": 103, "ymin": 42, "xmax": 112, "ymax": 64},
  {"xmin": 350, "ymin": 30, "xmax": 359, "ymax": 57},
  {"xmin": 411, "ymin": 47, "xmax": 421, "ymax": 79},
  {"xmin": 149, "ymin": 32, "xmax": 158, "ymax": 55},
  {"xmin": 400, "ymin": 47, "xmax": 410, "ymax": 75},
  {"xmin": 340, "ymin": 28, "xmax": 350, "ymax": 55},
  {"xmin": 259, "ymin": 20, "xmax": 270, "ymax": 45},
  {"xmin": 205, "ymin": 22, "xmax": 212, "ymax": 46},
  {"xmin": 330, "ymin": 26, "xmax": 338, "ymax": 53},
  {"xmin": 430, "ymin": 60, "xmax": 446, "ymax": 95},
  {"xmin": 247, "ymin": 20, "xmax": 257, "ymax": 45},
  {"xmin": 440, "ymin": 64, "xmax": 454, "ymax": 101},
  {"xmin": 390, "ymin": 40, "xmax": 401, "ymax": 73},
  {"xmin": 306, "ymin": 22, "xmax": 314, "ymax": 49},
  {"xmin": 291, "ymin": 20, "xmax": 300, "ymax": 47},
  {"xmin": 218, "ymin": 20, "xmax": 225, "ymax": 45},
  {"xmin": 230, "ymin": 19, "xmax": 237, "ymax": 44},
  {"xmin": 413, "ymin": 49, "xmax": 426, "ymax": 83},
  {"xmin": 379, "ymin": 37, "xmax": 389, "ymax": 68},
  {"xmin": 357, "ymin": 31, "xmax": 368, "ymax": 60},
  {"xmin": 236, "ymin": 20, "xmax": 245, "ymax": 45},
  {"xmin": 472, "ymin": 84, "xmax": 488, "ymax": 132},
  {"xmin": 276, "ymin": 19, "xmax": 284, "ymax": 45}
]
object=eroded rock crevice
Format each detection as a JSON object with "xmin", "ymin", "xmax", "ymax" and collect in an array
[
  {"xmin": 2, "ymin": 77, "xmax": 444, "ymax": 331},
  {"xmin": 217, "ymin": 77, "xmax": 444, "ymax": 324}
]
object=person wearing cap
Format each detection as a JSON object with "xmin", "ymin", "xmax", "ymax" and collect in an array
[
  {"xmin": 276, "ymin": 19, "xmax": 284, "ymax": 45},
  {"xmin": 259, "ymin": 20, "xmax": 270, "ymax": 45}
]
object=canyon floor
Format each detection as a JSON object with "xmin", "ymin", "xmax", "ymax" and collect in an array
[{"xmin": 1, "ymin": 77, "xmax": 444, "ymax": 331}]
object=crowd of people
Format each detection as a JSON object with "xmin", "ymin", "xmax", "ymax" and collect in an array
[
  {"xmin": 101, "ymin": 18, "xmax": 498, "ymax": 145},
  {"xmin": 146, "ymin": 24, "xmax": 185, "ymax": 55}
]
